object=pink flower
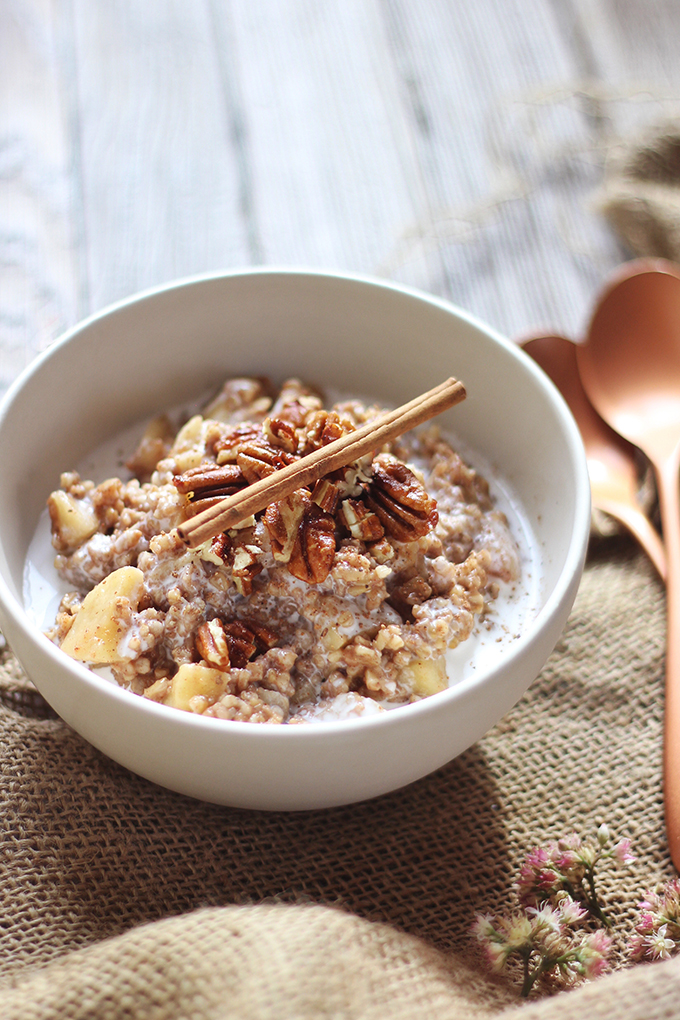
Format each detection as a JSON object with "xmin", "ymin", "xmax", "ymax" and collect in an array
[
  {"xmin": 557, "ymin": 897, "xmax": 589, "ymax": 926},
  {"xmin": 483, "ymin": 940, "xmax": 509, "ymax": 972},
  {"xmin": 554, "ymin": 833, "xmax": 583, "ymax": 869},
  {"xmin": 557, "ymin": 832, "xmax": 582, "ymax": 851},
  {"xmin": 612, "ymin": 839, "xmax": 636, "ymax": 866},
  {"xmin": 471, "ymin": 914, "xmax": 496, "ymax": 942},
  {"xmin": 527, "ymin": 903, "xmax": 562, "ymax": 934},
  {"xmin": 579, "ymin": 929, "xmax": 612, "ymax": 979},
  {"xmin": 629, "ymin": 933, "xmax": 647, "ymax": 961},
  {"xmin": 634, "ymin": 910, "xmax": 656, "ymax": 935},
  {"xmin": 475, "ymin": 825, "xmax": 634, "ymax": 997},
  {"xmin": 517, "ymin": 847, "xmax": 563, "ymax": 906}
]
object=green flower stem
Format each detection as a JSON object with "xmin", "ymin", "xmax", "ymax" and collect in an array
[
  {"xmin": 521, "ymin": 952, "xmax": 533, "ymax": 998},
  {"xmin": 584, "ymin": 866, "xmax": 611, "ymax": 928},
  {"xmin": 520, "ymin": 951, "xmax": 584, "ymax": 998}
]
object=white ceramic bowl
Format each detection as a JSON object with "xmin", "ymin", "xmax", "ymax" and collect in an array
[{"xmin": 0, "ymin": 269, "xmax": 590, "ymax": 810}]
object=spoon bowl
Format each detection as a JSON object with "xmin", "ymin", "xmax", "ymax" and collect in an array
[
  {"xmin": 521, "ymin": 333, "xmax": 665, "ymax": 580},
  {"xmin": 577, "ymin": 257, "xmax": 680, "ymax": 869},
  {"xmin": 578, "ymin": 260, "xmax": 680, "ymax": 460}
]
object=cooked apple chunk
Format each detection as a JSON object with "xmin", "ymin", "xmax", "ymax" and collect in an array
[
  {"xmin": 405, "ymin": 656, "xmax": 448, "ymax": 697},
  {"xmin": 60, "ymin": 566, "xmax": 144, "ymax": 664},
  {"xmin": 164, "ymin": 663, "xmax": 228, "ymax": 712},
  {"xmin": 48, "ymin": 490, "xmax": 99, "ymax": 552}
]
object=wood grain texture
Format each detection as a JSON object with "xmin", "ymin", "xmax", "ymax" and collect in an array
[
  {"xmin": 2, "ymin": 0, "xmax": 680, "ymax": 394},
  {"xmin": 0, "ymin": 0, "xmax": 77, "ymax": 392}
]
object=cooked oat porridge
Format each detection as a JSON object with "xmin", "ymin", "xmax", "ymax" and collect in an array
[{"xmin": 26, "ymin": 376, "xmax": 535, "ymax": 724}]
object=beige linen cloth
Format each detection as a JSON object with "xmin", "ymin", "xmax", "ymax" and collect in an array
[{"xmin": 2, "ymin": 131, "xmax": 680, "ymax": 1019}]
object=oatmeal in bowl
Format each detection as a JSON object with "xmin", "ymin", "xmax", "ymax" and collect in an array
[
  {"xmin": 0, "ymin": 269, "xmax": 590, "ymax": 809},
  {"xmin": 45, "ymin": 375, "xmax": 520, "ymax": 725}
]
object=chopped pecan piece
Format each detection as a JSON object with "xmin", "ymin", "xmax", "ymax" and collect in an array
[
  {"xmin": 263, "ymin": 416, "xmax": 298, "ymax": 453},
  {"xmin": 311, "ymin": 478, "xmax": 340, "ymax": 515},
  {"xmin": 125, "ymin": 414, "xmax": 174, "ymax": 480},
  {"xmin": 231, "ymin": 542, "xmax": 263, "ymax": 596},
  {"xmin": 247, "ymin": 622, "xmax": 279, "ymax": 652},
  {"xmin": 364, "ymin": 456, "xmax": 438, "ymax": 543},
  {"xmin": 237, "ymin": 440, "xmax": 298, "ymax": 484},
  {"xmin": 270, "ymin": 378, "xmax": 322, "ymax": 427},
  {"xmin": 222, "ymin": 621, "xmax": 258, "ymax": 668},
  {"xmin": 392, "ymin": 575, "xmax": 433, "ymax": 606},
  {"xmin": 196, "ymin": 619, "xmax": 231, "ymax": 669},
  {"xmin": 367, "ymin": 536, "xmax": 395, "ymax": 564},
  {"xmin": 210, "ymin": 532, "xmax": 230, "ymax": 562},
  {"xmin": 202, "ymin": 377, "xmax": 272, "ymax": 424},
  {"xmin": 340, "ymin": 498, "xmax": 385, "ymax": 542},
  {"xmin": 197, "ymin": 617, "xmax": 278, "ymax": 671},
  {"xmin": 304, "ymin": 410, "xmax": 355, "ymax": 450}
]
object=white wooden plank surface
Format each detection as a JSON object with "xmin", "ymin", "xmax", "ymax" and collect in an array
[
  {"xmin": 376, "ymin": 0, "xmax": 624, "ymax": 338},
  {"xmin": 69, "ymin": 0, "xmax": 251, "ymax": 314},
  {"xmin": 0, "ymin": 0, "xmax": 77, "ymax": 391},
  {"xmin": 2, "ymin": 0, "xmax": 680, "ymax": 394},
  {"xmin": 218, "ymin": 0, "xmax": 428, "ymax": 271}
]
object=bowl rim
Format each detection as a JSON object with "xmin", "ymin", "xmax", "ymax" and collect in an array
[{"xmin": 0, "ymin": 265, "xmax": 591, "ymax": 739}]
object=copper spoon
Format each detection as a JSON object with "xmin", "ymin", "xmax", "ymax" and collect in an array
[
  {"xmin": 521, "ymin": 333, "xmax": 666, "ymax": 580},
  {"xmin": 576, "ymin": 257, "xmax": 680, "ymax": 869}
]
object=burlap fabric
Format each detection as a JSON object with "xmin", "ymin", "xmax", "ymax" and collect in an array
[{"xmin": 0, "ymin": 528, "xmax": 676, "ymax": 1018}]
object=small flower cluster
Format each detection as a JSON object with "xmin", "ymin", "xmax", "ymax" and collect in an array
[
  {"xmin": 472, "ymin": 825, "xmax": 634, "ymax": 997},
  {"xmin": 472, "ymin": 897, "xmax": 611, "ymax": 997},
  {"xmin": 517, "ymin": 824, "xmax": 635, "ymax": 926},
  {"xmin": 630, "ymin": 878, "xmax": 680, "ymax": 962}
]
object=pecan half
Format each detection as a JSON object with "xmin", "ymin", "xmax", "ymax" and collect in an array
[
  {"xmin": 263, "ymin": 491, "xmax": 308, "ymax": 564},
  {"xmin": 364, "ymin": 456, "xmax": 438, "ymax": 542},
  {"xmin": 288, "ymin": 505, "xmax": 336, "ymax": 584},
  {"xmin": 263, "ymin": 489, "xmax": 336, "ymax": 584},
  {"xmin": 236, "ymin": 440, "xmax": 298, "ymax": 484},
  {"xmin": 211, "ymin": 422, "xmax": 263, "ymax": 463},
  {"xmin": 173, "ymin": 463, "xmax": 247, "ymax": 499}
]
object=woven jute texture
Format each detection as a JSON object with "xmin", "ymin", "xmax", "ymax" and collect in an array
[{"xmin": 0, "ymin": 529, "xmax": 676, "ymax": 1019}]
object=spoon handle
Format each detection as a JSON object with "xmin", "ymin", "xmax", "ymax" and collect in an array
[
  {"xmin": 657, "ymin": 453, "xmax": 680, "ymax": 869},
  {"xmin": 593, "ymin": 498, "xmax": 667, "ymax": 581}
]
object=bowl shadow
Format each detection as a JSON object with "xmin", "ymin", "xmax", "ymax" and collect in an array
[{"xmin": 0, "ymin": 659, "xmax": 511, "ymax": 974}]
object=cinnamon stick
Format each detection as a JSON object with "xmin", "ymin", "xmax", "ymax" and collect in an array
[{"xmin": 177, "ymin": 376, "xmax": 466, "ymax": 548}]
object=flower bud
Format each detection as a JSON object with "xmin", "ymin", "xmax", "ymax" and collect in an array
[{"xmin": 597, "ymin": 823, "xmax": 610, "ymax": 847}]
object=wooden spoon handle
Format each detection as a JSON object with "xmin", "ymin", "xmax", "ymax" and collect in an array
[{"xmin": 656, "ymin": 454, "xmax": 680, "ymax": 869}]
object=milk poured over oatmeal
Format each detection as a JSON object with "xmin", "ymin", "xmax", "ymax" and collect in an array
[{"xmin": 25, "ymin": 378, "xmax": 541, "ymax": 724}]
